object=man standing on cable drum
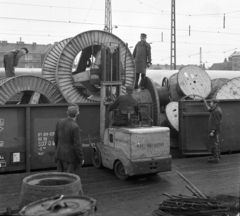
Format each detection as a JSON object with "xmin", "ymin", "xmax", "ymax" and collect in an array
[
  {"xmin": 3, "ymin": 47, "xmax": 28, "ymax": 78},
  {"xmin": 133, "ymin": 33, "xmax": 152, "ymax": 90}
]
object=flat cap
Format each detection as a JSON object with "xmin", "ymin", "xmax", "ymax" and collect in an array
[
  {"xmin": 21, "ymin": 47, "xmax": 28, "ymax": 54},
  {"xmin": 141, "ymin": 33, "xmax": 147, "ymax": 37},
  {"xmin": 126, "ymin": 85, "xmax": 134, "ymax": 93},
  {"xmin": 67, "ymin": 103, "xmax": 79, "ymax": 115}
]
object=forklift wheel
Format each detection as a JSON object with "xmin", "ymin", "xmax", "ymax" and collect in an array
[
  {"xmin": 92, "ymin": 148, "xmax": 103, "ymax": 169},
  {"xmin": 114, "ymin": 161, "xmax": 129, "ymax": 180}
]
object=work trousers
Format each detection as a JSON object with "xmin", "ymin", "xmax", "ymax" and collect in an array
[
  {"xmin": 57, "ymin": 158, "xmax": 80, "ymax": 174},
  {"xmin": 56, "ymin": 159, "xmax": 83, "ymax": 195},
  {"xmin": 134, "ymin": 73, "xmax": 146, "ymax": 89},
  {"xmin": 3, "ymin": 54, "xmax": 15, "ymax": 77},
  {"xmin": 209, "ymin": 131, "xmax": 221, "ymax": 158}
]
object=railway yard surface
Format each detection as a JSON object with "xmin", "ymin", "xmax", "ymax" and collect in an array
[{"xmin": 0, "ymin": 152, "xmax": 239, "ymax": 216}]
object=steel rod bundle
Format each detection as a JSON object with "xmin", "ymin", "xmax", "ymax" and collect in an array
[
  {"xmin": 152, "ymin": 198, "xmax": 229, "ymax": 216},
  {"xmin": 150, "ymin": 171, "xmax": 238, "ymax": 216}
]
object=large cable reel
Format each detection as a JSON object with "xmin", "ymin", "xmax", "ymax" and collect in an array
[
  {"xmin": 0, "ymin": 75, "xmax": 65, "ymax": 105},
  {"xmin": 132, "ymin": 77, "xmax": 161, "ymax": 126},
  {"xmin": 55, "ymin": 30, "xmax": 135, "ymax": 103},
  {"xmin": 42, "ymin": 38, "xmax": 71, "ymax": 85}
]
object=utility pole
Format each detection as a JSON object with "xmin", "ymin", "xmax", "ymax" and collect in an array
[
  {"xmin": 170, "ymin": 0, "xmax": 176, "ymax": 70},
  {"xmin": 104, "ymin": 0, "xmax": 112, "ymax": 33}
]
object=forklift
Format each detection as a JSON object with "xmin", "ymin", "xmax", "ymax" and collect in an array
[{"xmin": 88, "ymin": 42, "xmax": 172, "ymax": 180}]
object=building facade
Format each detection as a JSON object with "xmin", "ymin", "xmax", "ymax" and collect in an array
[
  {"xmin": 229, "ymin": 51, "xmax": 240, "ymax": 71},
  {"xmin": 210, "ymin": 52, "xmax": 240, "ymax": 70}
]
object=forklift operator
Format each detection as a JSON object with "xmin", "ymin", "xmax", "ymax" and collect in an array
[{"xmin": 108, "ymin": 86, "xmax": 138, "ymax": 126}]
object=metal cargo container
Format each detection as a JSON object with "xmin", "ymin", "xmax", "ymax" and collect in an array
[{"xmin": 179, "ymin": 100, "xmax": 240, "ymax": 155}]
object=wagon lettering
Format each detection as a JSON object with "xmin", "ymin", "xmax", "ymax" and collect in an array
[{"xmin": 147, "ymin": 143, "xmax": 164, "ymax": 148}]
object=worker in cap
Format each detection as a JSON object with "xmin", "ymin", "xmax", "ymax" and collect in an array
[
  {"xmin": 204, "ymin": 98, "xmax": 222, "ymax": 163},
  {"xmin": 67, "ymin": 103, "xmax": 80, "ymax": 117},
  {"xmin": 133, "ymin": 33, "xmax": 152, "ymax": 90},
  {"xmin": 54, "ymin": 103, "xmax": 84, "ymax": 175},
  {"xmin": 3, "ymin": 47, "xmax": 29, "ymax": 77},
  {"xmin": 108, "ymin": 85, "xmax": 139, "ymax": 126},
  {"xmin": 126, "ymin": 85, "xmax": 134, "ymax": 93}
]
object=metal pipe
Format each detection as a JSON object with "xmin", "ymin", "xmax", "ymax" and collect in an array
[{"xmin": 0, "ymin": 68, "xmax": 42, "ymax": 78}]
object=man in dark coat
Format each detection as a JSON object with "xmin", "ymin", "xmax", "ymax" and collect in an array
[
  {"xmin": 54, "ymin": 103, "xmax": 84, "ymax": 173},
  {"xmin": 3, "ymin": 48, "xmax": 28, "ymax": 77},
  {"xmin": 108, "ymin": 86, "xmax": 138, "ymax": 126},
  {"xmin": 133, "ymin": 33, "xmax": 152, "ymax": 90},
  {"xmin": 204, "ymin": 99, "xmax": 222, "ymax": 163}
]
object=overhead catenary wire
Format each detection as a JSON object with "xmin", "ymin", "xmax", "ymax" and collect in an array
[
  {"xmin": 1, "ymin": 1, "xmax": 240, "ymax": 17},
  {"xmin": 0, "ymin": 16, "xmax": 239, "ymax": 36}
]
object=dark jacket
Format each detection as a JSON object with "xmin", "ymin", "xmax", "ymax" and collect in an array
[
  {"xmin": 208, "ymin": 105, "xmax": 222, "ymax": 133},
  {"xmin": 109, "ymin": 94, "xmax": 138, "ymax": 124},
  {"xmin": 3, "ymin": 49, "xmax": 23, "ymax": 77},
  {"xmin": 54, "ymin": 118, "xmax": 84, "ymax": 163},
  {"xmin": 133, "ymin": 41, "xmax": 151, "ymax": 74}
]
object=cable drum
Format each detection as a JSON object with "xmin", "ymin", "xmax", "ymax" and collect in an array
[
  {"xmin": 215, "ymin": 77, "xmax": 240, "ymax": 99},
  {"xmin": 0, "ymin": 77, "xmax": 8, "ymax": 85},
  {"xmin": 132, "ymin": 77, "xmax": 161, "ymax": 126},
  {"xmin": 55, "ymin": 30, "xmax": 135, "ymax": 103},
  {"xmin": 165, "ymin": 101, "xmax": 179, "ymax": 132},
  {"xmin": 42, "ymin": 38, "xmax": 71, "ymax": 84},
  {"xmin": 177, "ymin": 65, "xmax": 211, "ymax": 99},
  {"xmin": 207, "ymin": 78, "xmax": 229, "ymax": 99},
  {"xmin": 168, "ymin": 73, "xmax": 184, "ymax": 101},
  {"xmin": 18, "ymin": 172, "xmax": 83, "ymax": 210},
  {"xmin": 0, "ymin": 75, "xmax": 65, "ymax": 105},
  {"xmin": 154, "ymin": 77, "xmax": 171, "ymax": 107}
]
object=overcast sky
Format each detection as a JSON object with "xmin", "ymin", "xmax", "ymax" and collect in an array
[{"xmin": 0, "ymin": 0, "xmax": 240, "ymax": 68}]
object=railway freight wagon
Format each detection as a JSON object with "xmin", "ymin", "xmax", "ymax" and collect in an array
[{"xmin": 0, "ymin": 104, "xmax": 100, "ymax": 172}]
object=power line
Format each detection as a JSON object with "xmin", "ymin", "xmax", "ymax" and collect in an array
[
  {"xmin": 79, "ymin": 0, "xmax": 96, "ymax": 31},
  {"xmin": 0, "ymin": 1, "xmax": 103, "ymax": 10},
  {"xmin": 1, "ymin": 1, "xmax": 240, "ymax": 17},
  {"xmin": 135, "ymin": 0, "xmax": 240, "ymax": 17},
  {"xmin": 0, "ymin": 16, "xmax": 103, "ymax": 25},
  {"xmin": 2, "ymin": 15, "xmax": 239, "ymax": 35}
]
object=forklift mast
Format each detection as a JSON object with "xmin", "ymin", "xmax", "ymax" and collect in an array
[{"xmin": 99, "ymin": 42, "xmax": 122, "ymax": 140}]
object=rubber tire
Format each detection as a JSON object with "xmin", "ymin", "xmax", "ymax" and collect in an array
[
  {"xmin": 114, "ymin": 161, "xmax": 129, "ymax": 180},
  {"xmin": 92, "ymin": 148, "xmax": 103, "ymax": 169}
]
